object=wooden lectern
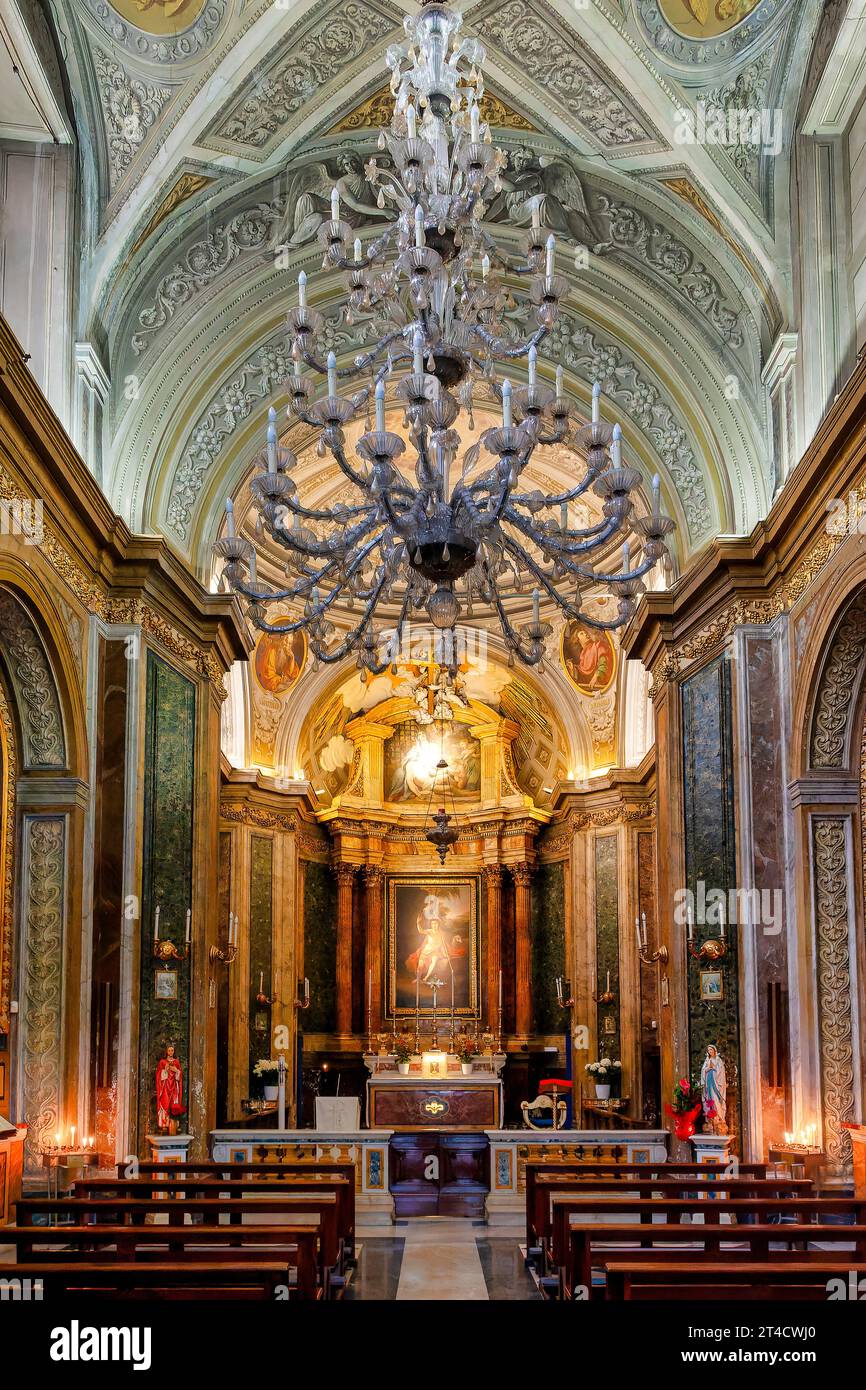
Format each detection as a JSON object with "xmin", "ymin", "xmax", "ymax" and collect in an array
[{"xmin": 844, "ymin": 1123, "xmax": 866, "ymax": 1197}]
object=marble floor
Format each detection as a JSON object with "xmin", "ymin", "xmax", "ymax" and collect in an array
[{"xmin": 349, "ymin": 1219, "xmax": 540, "ymax": 1301}]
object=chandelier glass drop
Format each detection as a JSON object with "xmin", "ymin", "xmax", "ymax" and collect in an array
[{"xmin": 215, "ymin": 0, "xmax": 675, "ymax": 674}]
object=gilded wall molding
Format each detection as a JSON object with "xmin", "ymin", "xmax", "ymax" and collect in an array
[
  {"xmin": 21, "ymin": 815, "xmax": 65, "ymax": 1173},
  {"xmin": 0, "ymin": 462, "xmax": 230, "ymax": 697},
  {"xmin": 811, "ymin": 817, "xmax": 855, "ymax": 1176}
]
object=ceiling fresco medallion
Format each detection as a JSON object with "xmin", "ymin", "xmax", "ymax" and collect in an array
[
  {"xmin": 561, "ymin": 621, "xmax": 616, "ymax": 698},
  {"xmin": 658, "ymin": 0, "xmax": 761, "ymax": 38},
  {"xmin": 108, "ymin": 0, "xmax": 207, "ymax": 35}
]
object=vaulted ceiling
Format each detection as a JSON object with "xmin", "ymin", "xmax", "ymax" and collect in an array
[{"xmin": 39, "ymin": 0, "xmax": 822, "ymax": 580}]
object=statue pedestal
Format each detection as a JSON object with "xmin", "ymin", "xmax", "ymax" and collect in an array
[
  {"xmin": 146, "ymin": 1132, "xmax": 193, "ymax": 1164},
  {"xmin": 691, "ymin": 1133, "xmax": 733, "ymax": 1165}
]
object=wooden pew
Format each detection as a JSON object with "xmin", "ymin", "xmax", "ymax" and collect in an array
[
  {"xmin": 2, "ymin": 1223, "xmax": 321, "ymax": 1300},
  {"xmin": 15, "ymin": 1194, "xmax": 342, "ymax": 1285},
  {"xmin": 73, "ymin": 1175, "xmax": 354, "ymax": 1268},
  {"xmin": 533, "ymin": 1175, "xmax": 812, "ymax": 1267},
  {"xmin": 0, "ymin": 1261, "xmax": 292, "ymax": 1301},
  {"xmin": 565, "ymin": 1222, "xmax": 866, "ymax": 1300},
  {"xmin": 549, "ymin": 1193, "xmax": 866, "ymax": 1288},
  {"xmin": 524, "ymin": 1162, "xmax": 770, "ymax": 1251},
  {"xmin": 604, "ymin": 1260, "xmax": 866, "ymax": 1301}
]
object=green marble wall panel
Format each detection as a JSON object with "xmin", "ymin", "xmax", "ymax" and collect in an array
[
  {"xmin": 248, "ymin": 835, "xmax": 274, "ymax": 1090},
  {"xmin": 682, "ymin": 654, "xmax": 741, "ymax": 1141},
  {"xmin": 531, "ymin": 861, "xmax": 565, "ymax": 1034},
  {"xmin": 302, "ymin": 860, "xmax": 337, "ymax": 1035},
  {"xmin": 594, "ymin": 834, "xmax": 621, "ymax": 1064},
  {"xmin": 137, "ymin": 653, "xmax": 196, "ymax": 1147}
]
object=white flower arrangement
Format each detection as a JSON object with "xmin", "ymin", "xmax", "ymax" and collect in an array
[
  {"xmin": 253, "ymin": 1058, "xmax": 281, "ymax": 1077},
  {"xmin": 584, "ymin": 1058, "xmax": 622, "ymax": 1076}
]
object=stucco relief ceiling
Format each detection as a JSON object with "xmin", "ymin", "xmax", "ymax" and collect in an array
[{"xmin": 34, "ymin": 0, "xmax": 822, "ymax": 581}]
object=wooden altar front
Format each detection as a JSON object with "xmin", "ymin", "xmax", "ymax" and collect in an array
[{"xmin": 365, "ymin": 1053, "xmax": 505, "ymax": 1130}]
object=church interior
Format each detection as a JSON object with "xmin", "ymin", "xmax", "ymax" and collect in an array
[{"xmin": 1, "ymin": 0, "xmax": 866, "ymax": 1325}]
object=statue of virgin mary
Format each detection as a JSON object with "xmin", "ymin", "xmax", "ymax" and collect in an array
[{"xmin": 700, "ymin": 1045, "xmax": 727, "ymax": 1134}]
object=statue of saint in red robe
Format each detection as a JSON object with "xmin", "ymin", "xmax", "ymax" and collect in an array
[{"xmin": 155, "ymin": 1044, "xmax": 184, "ymax": 1133}]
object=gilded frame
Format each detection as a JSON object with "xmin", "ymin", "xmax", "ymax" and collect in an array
[{"xmin": 386, "ymin": 875, "xmax": 479, "ymax": 1019}]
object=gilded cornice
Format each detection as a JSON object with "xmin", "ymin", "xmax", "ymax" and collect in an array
[{"xmin": 330, "ymin": 83, "xmax": 537, "ymax": 134}]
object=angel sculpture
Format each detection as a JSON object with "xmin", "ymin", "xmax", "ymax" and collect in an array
[
  {"xmin": 271, "ymin": 153, "xmax": 392, "ymax": 250},
  {"xmin": 487, "ymin": 149, "xmax": 610, "ymax": 256}
]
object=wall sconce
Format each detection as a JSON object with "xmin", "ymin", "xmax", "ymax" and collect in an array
[
  {"xmin": 687, "ymin": 904, "xmax": 727, "ymax": 963},
  {"xmin": 294, "ymin": 977, "xmax": 310, "ymax": 1011},
  {"xmin": 209, "ymin": 911, "xmax": 239, "ymax": 966},
  {"xmin": 636, "ymin": 912, "xmax": 669, "ymax": 967},
  {"xmin": 153, "ymin": 906, "xmax": 191, "ymax": 961},
  {"xmin": 555, "ymin": 976, "xmax": 574, "ymax": 1009},
  {"xmin": 255, "ymin": 971, "xmax": 271, "ymax": 1007},
  {"xmin": 592, "ymin": 970, "xmax": 616, "ymax": 1006}
]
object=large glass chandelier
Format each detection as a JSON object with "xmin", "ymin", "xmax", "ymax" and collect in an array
[{"xmin": 215, "ymin": 0, "xmax": 675, "ymax": 674}]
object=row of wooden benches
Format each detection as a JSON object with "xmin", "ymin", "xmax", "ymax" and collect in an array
[
  {"xmin": 2, "ymin": 1159, "xmax": 359, "ymax": 1300},
  {"xmin": 523, "ymin": 1160, "xmax": 866, "ymax": 1300}
]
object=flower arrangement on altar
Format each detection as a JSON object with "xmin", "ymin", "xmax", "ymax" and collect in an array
[
  {"xmin": 585, "ymin": 1058, "xmax": 621, "ymax": 1099},
  {"xmin": 252, "ymin": 1059, "xmax": 280, "ymax": 1077},
  {"xmin": 665, "ymin": 1076, "xmax": 703, "ymax": 1140},
  {"xmin": 393, "ymin": 1036, "xmax": 414, "ymax": 1072}
]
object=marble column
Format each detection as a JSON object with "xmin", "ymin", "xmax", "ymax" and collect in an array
[
  {"xmin": 365, "ymin": 866, "xmax": 385, "ymax": 1035},
  {"xmin": 334, "ymin": 863, "xmax": 357, "ymax": 1038},
  {"xmin": 483, "ymin": 865, "xmax": 503, "ymax": 1029},
  {"xmin": 512, "ymin": 863, "xmax": 533, "ymax": 1037}
]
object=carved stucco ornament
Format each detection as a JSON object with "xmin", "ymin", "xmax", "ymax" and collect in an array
[
  {"xmin": 0, "ymin": 587, "xmax": 65, "ymax": 769},
  {"xmin": 811, "ymin": 817, "xmax": 855, "ymax": 1176},
  {"xmin": 21, "ymin": 815, "xmax": 66, "ymax": 1173},
  {"xmin": 810, "ymin": 591, "xmax": 866, "ymax": 770}
]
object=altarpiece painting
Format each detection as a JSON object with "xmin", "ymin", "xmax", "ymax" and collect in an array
[{"xmin": 387, "ymin": 878, "xmax": 479, "ymax": 1019}]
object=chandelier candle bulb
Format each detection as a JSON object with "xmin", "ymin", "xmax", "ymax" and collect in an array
[
  {"xmin": 545, "ymin": 233, "xmax": 555, "ymax": 278},
  {"xmin": 652, "ymin": 472, "xmax": 661, "ymax": 519},
  {"xmin": 528, "ymin": 344, "xmax": 537, "ymax": 386},
  {"xmin": 592, "ymin": 379, "xmax": 601, "ymax": 424},
  {"xmin": 532, "ymin": 587, "xmax": 540, "ymax": 626},
  {"xmin": 555, "ymin": 363, "xmax": 563, "ymax": 397},
  {"xmin": 249, "ymin": 550, "xmax": 257, "ymax": 584},
  {"xmin": 561, "ymin": 502, "xmax": 568, "ymax": 531},
  {"xmin": 225, "ymin": 498, "xmax": 235, "ymax": 539},
  {"xmin": 502, "ymin": 378, "xmax": 512, "ymax": 427},
  {"xmin": 407, "ymin": 103, "xmax": 417, "ymax": 140},
  {"xmin": 375, "ymin": 379, "xmax": 386, "ymax": 431},
  {"xmin": 267, "ymin": 407, "xmax": 278, "ymax": 473},
  {"xmin": 298, "ymin": 270, "xmax": 307, "ymax": 310},
  {"xmin": 327, "ymin": 351, "xmax": 337, "ymax": 397},
  {"xmin": 470, "ymin": 102, "xmax": 480, "ymax": 142},
  {"xmin": 611, "ymin": 423, "xmax": 622, "ymax": 467},
  {"xmin": 330, "ymin": 186, "xmax": 340, "ymax": 222},
  {"xmin": 622, "ymin": 540, "xmax": 630, "ymax": 573},
  {"xmin": 415, "ymin": 204, "xmax": 425, "ymax": 249},
  {"xmin": 354, "ymin": 237, "xmax": 362, "ymax": 263},
  {"xmin": 481, "ymin": 253, "xmax": 489, "ymax": 281},
  {"xmin": 532, "ymin": 198, "xmax": 540, "ymax": 231},
  {"xmin": 413, "ymin": 329, "xmax": 424, "ymax": 374}
]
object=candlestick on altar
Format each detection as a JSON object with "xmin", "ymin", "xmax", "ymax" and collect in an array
[{"xmin": 497, "ymin": 968, "xmax": 503, "ymax": 1052}]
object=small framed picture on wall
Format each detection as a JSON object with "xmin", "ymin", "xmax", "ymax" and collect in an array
[
  {"xmin": 154, "ymin": 969, "xmax": 178, "ymax": 1001},
  {"xmin": 700, "ymin": 969, "xmax": 724, "ymax": 1002}
]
